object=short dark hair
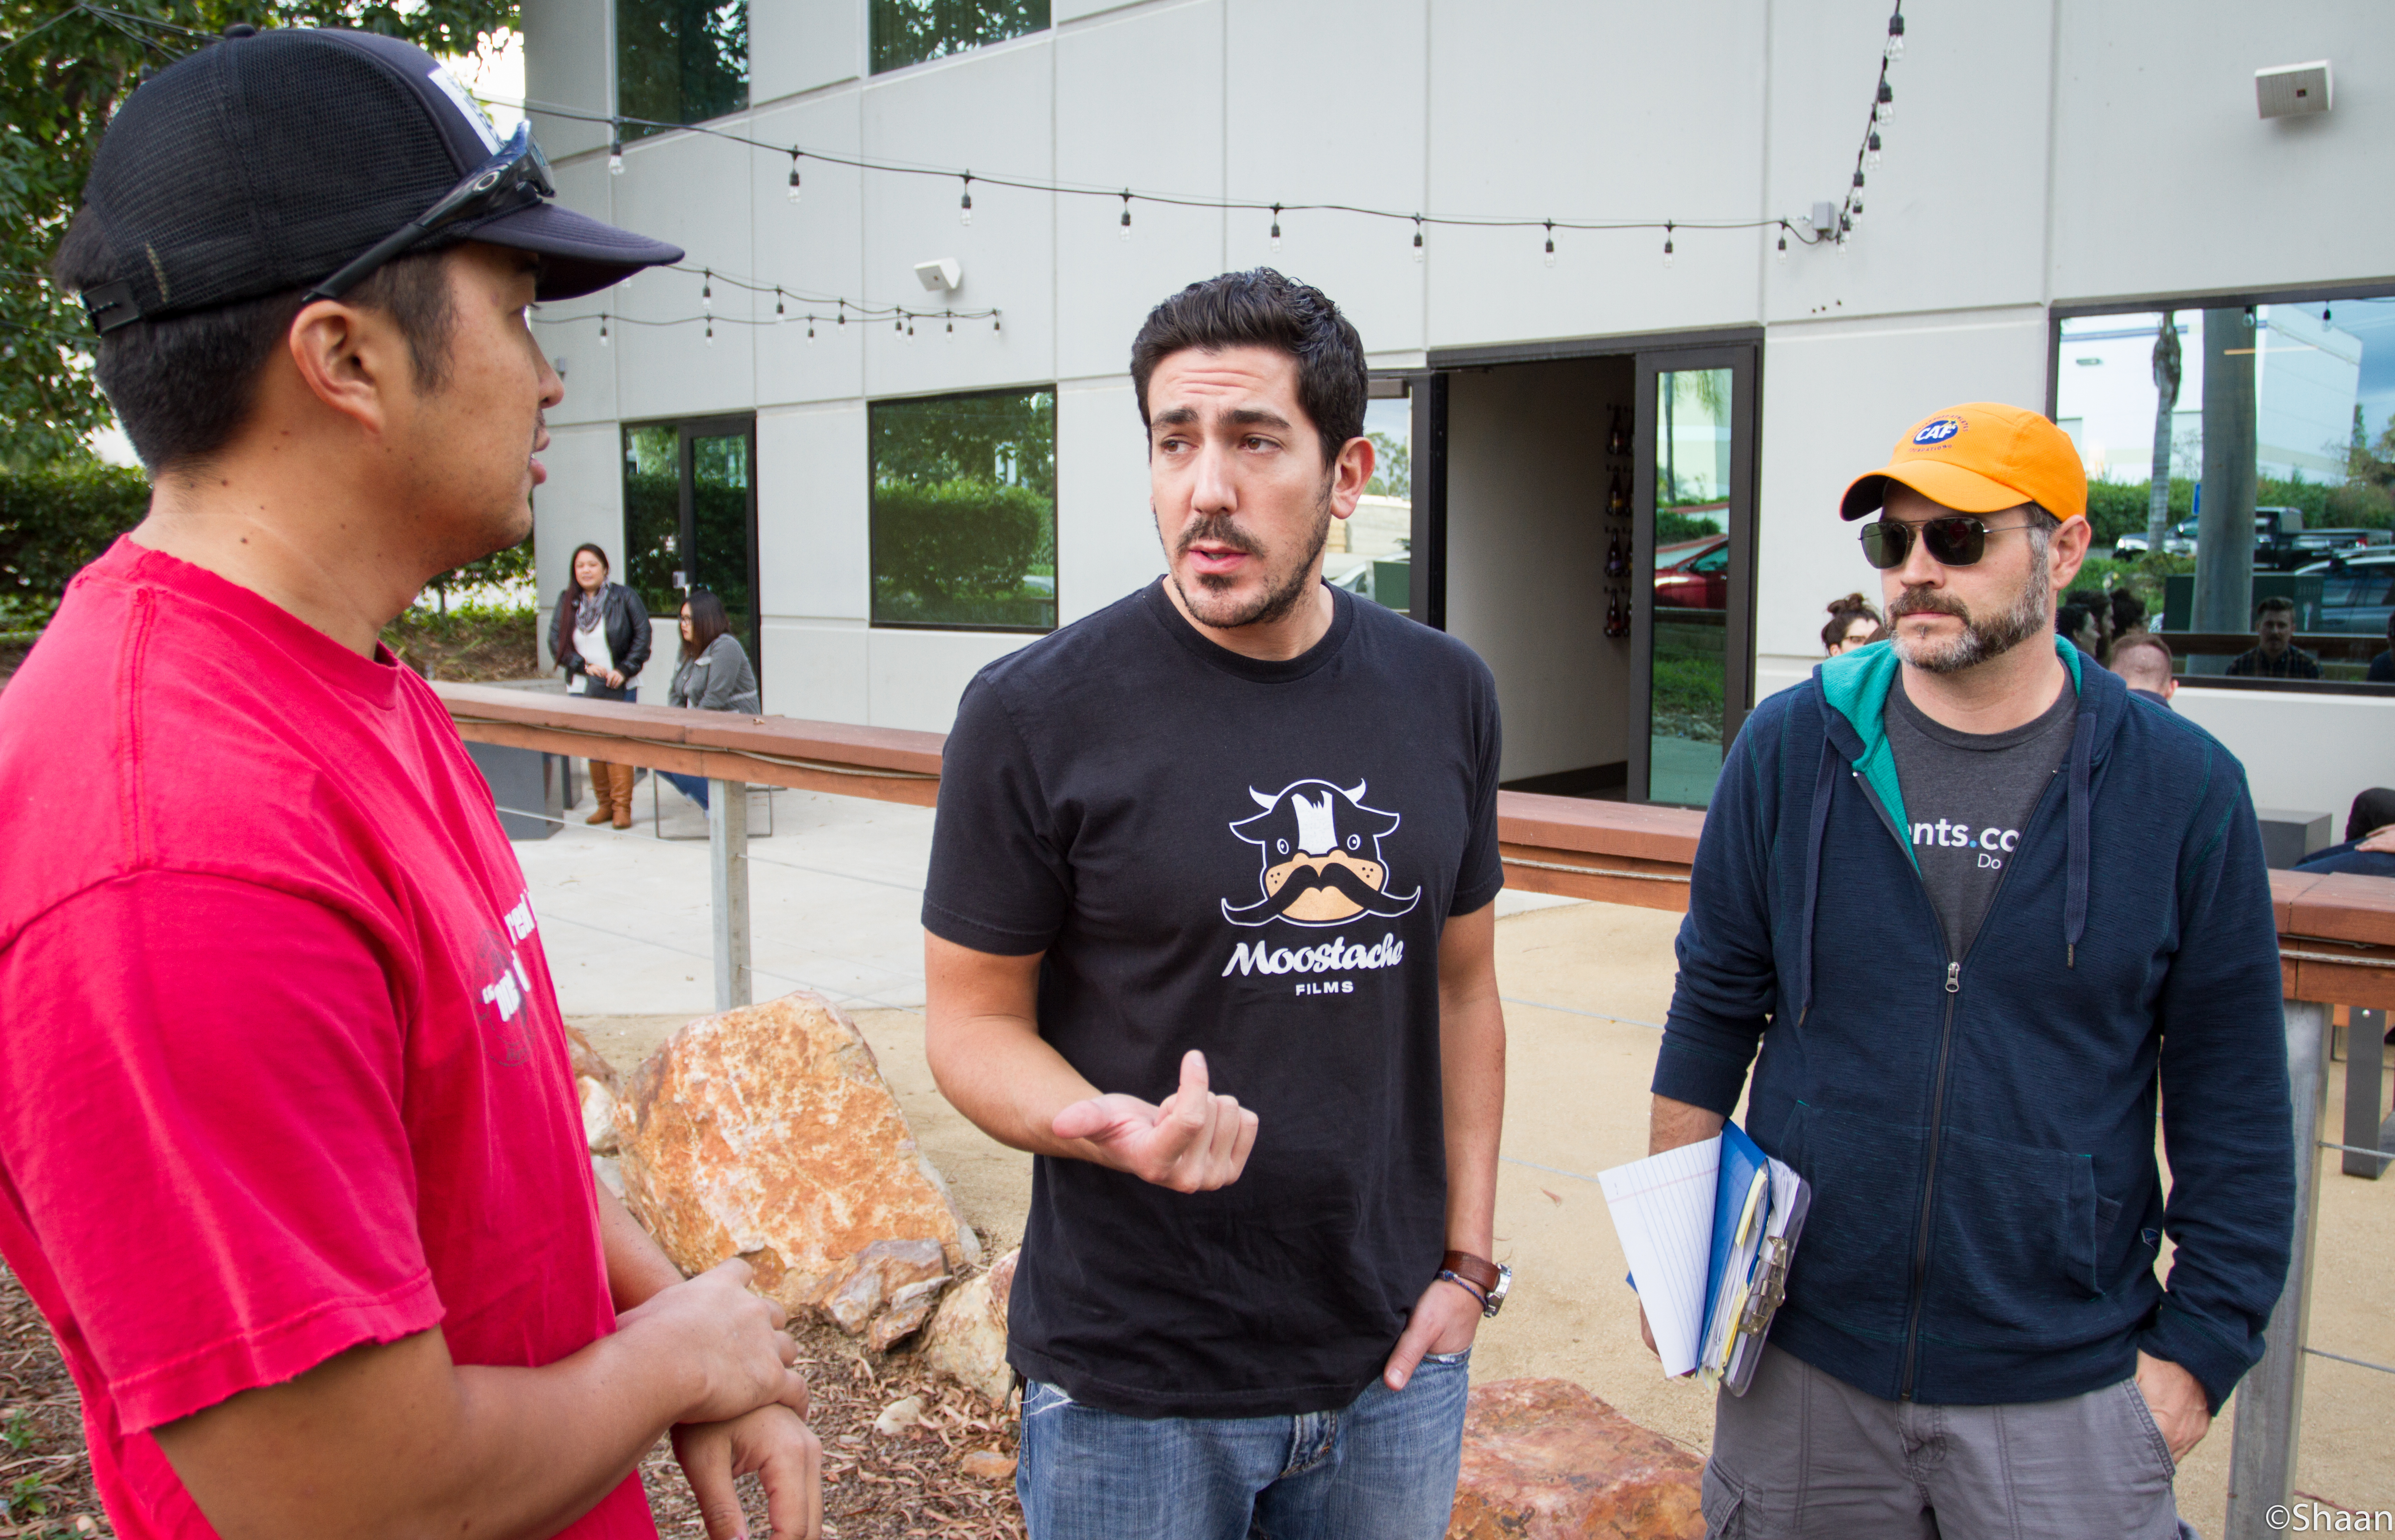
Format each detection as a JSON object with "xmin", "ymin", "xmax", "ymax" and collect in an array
[
  {"xmin": 2256, "ymin": 594, "xmax": 2297, "ymax": 621},
  {"xmin": 681, "ymin": 588, "xmax": 731, "ymax": 661},
  {"xmin": 1128, "ymin": 269, "xmax": 1367, "ymax": 468},
  {"xmin": 52, "ymin": 205, "xmax": 458, "ymax": 475},
  {"xmin": 2112, "ymin": 632, "xmax": 2173, "ymax": 679},
  {"xmin": 1822, "ymin": 592, "xmax": 1881, "ymax": 652},
  {"xmin": 2109, "ymin": 587, "xmax": 2147, "ymax": 631}
]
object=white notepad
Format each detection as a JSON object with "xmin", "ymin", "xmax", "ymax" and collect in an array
[{"xmin": 1596, "ymin": 1138, "xmax": 1721, "ymax": 1378}]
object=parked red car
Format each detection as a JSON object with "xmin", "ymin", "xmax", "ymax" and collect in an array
[{"xmin": 1653, "ymin": 535, "xmax": 1729, "ymax": 609}]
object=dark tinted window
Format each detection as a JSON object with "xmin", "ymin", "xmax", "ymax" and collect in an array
[
  {"xmin": 618, "ymin": 0, "xmax": 748, "ymax": 138},
  {"xmin": 870, "ymin": 389, "xmax": 1056, "ymax": 631},
  {"xmin": 871, "ymin": 0, "xmax": 1048, "ymax": 75}
]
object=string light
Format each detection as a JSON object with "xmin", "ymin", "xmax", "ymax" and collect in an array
[
  {"xmin": 1269, "ymin": 203, "xmax": 1282, "ymax": 251},
  {"xmin": 599, "ymin": 313, "xmax": 609, "ymax": 346},
  {"xmin": 945, "ymin": 311, "xmax": 954, "ymax": 335},
  {"xmin": 1544, "ymin": 220, "xmax": 1556, "ymax": 267},
  {"xmin": 608, "ymin": 134, "xmax": 623, "ymax": 176},
  {"xmin": 1662, "ymin": 221, "xmax": 1675, "ymax": 268},
  {"xmin": 774, "ymin": 288, "xmax": 785, "ymax": 322},
  {"xmin": 1775, "ymin": 224, "xmax": 1788, "ymax": 261},
  {"xmin": 807, "ymin": 317, "xmax": 816, "ymax": 343},
  {"xmin": 960, "ymin": 172, "xmax": 973, "ymax": 226},
  {"xmin": 1884, "ymin": 10, "xmax": 1905, "ymax": 63},
  {"xmin": 1412, "ymin": 216, "xmax": 1424, "ymax": 262},
  {"xmin": 1866, "ymin": 130, "xmax": 1882, "ymax": 170},
  {"xmin": 705, "ymin": 317, "xmax": 714, "ymax": 345},
  {"xmin": 787, "ymin": 150, "xmax": 801, "ymax": 204},
  {"xmin": 1876, "ymin": 80, "xmax": 1894, "ymax": 122},
  {"xmin": 993, "ymin": 313, "xmax": 1002, "ymax": 333},
  {"xmin": 701, "ymin": 269, "xmax": 711, "ymax": 313},
  {"xmin": 1120, "ymin": 191, "xmax": 1132, "ymax": 241}
]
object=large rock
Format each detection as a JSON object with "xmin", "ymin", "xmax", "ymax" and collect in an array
[
  {"xmin": 613, "ymin": 992, "xmax": 982, "ymax": 1320},
  {"xmin": 923, "ymin": 1249, "xmax": 1018, "ymax": 1402},
  {"xmin": 1446, "ymin": 1379, "xmax": 1704, "ymax": 1540}
]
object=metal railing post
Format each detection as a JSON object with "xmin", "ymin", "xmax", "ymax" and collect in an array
[
  {"xmin": 2224, "ymin": 997, "xmax": 2331, "ymax": 1539},
  {"xmin": 709, "ymin": 778, "xmax": 751, "ymax": 1010},
  {"xmin": 2343, "ymin": 1007, "xmax": 2390, "ymax": 1179}
]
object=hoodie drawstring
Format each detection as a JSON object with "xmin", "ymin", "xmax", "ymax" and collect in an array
[
  {"xmin": 1797, "ymin": 734, "xmax": 1839, "ymax": 1021},
  {"xmin": 2065, "ymin": 707, "xmax": 2094, "ymax": 968}
]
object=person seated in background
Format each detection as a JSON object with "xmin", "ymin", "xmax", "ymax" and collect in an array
[
  {"xmin": 2368, "ymin": 612, "xmax": 2393, "ymax": 684},
  {"xmin": 660, "ymin": 588, "xmax": 761, "ymax": 815},
  {"xmin": 1822, "ymin": 592, "xmax": 1885, "ymax": 655},
  {"xmin": 2113, "ymin": 633, "xmax": 2176, "ymax": 708},
  {"xmin": 2293, "ymin": 787, "xmax": 2395, "ymax": 880},
  {"xmin": 2110, "ymin": 586, "xmax": 2149, "ymax": 643},
  {"xmin": 2062, "ymin": 585, "xmax": 2115, "ymax": 664},
  {"xmin": 2057, "ymin": 596, "xmax": 2108, "ymax": 667},
  {"xmin": 2226, "ymin": 595, "xmax": 2322, "ymax": 679}
]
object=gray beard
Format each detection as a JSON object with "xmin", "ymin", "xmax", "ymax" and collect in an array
[
  {"xmin": 1890, "ymin": 556, "xmax": 2053, "ymax": 675},
  {"xmin": 1163, "ymin": 486, "xmax": 1333, "ymax": 631}
]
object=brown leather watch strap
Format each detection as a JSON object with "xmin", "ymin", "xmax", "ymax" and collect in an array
[{"xmin": 1441, "ymin": 1249, "xmax": 1501, "ymax": 1295}]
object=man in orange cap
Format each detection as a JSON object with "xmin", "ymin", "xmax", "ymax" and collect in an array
[{"xmin": 1644, "ymin": 404, "xmax": 2291, "ymax": 1535}]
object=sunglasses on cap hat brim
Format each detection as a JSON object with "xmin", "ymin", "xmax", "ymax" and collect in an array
[{"xmin": 305, "ymin": 121, "xmax": 555, "ymax": 303}]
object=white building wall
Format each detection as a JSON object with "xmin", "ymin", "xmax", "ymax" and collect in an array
[{"xmin": 523, "ymin": 0, "xmax": 2395, "ymax": 734}]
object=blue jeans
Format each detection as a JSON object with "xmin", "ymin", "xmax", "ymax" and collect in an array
[
  {"xmin": 1017, "ymin": 1351, "xmax": 1471, "ymax": 1540},
  {"xmin": 661, "ymin": 771, "xmax": 709, "ymax": 811}
]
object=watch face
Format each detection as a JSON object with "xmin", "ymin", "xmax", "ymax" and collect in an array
[{"xmin": 1486, "ymin": 1264, "xmax": 1513, "ymax": 1315}]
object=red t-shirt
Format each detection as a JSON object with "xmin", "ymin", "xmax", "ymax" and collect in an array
[{"xmin": 0, "ymin": 540, "xmax": 654, "ymax": 1538}]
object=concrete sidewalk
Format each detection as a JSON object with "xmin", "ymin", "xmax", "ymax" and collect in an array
[{"xmin": 534, "ymin": 774, "xmax": 2393, "ymax": 1534}]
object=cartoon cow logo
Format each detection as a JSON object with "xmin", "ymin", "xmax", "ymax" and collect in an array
[{"xmin": 1222, "ymin": 779, "xmax": 1422, "ymax": 928}]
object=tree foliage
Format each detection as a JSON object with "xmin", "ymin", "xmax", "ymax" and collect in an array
[
  {"xmin": 0, "ymin": 0, "xmax": 518, "ymax": 468},
  {"xmin": 0, "ymin": 459, "xmax": 148, "ymax": 626}
]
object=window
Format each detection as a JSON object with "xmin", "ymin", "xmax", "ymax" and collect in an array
[
  {"xmin": 1325, "ymin": 385, "xmax": 1412, "ymax": 614},
  {"xmin": 617, "ymin": 0, "xmax": 747, "ymax": 139},
  {"xmin": 870, "ymin": 388, "xmax": 1056, "ymax": 631},
  {"xmin": 2055, "ymin": 289, "xmax": 2395, "ymax": 678},
  {"xmin": 624, "ymin": 418, "xmax": 760, "ymax": 670},
  {"xmin": 1648, "ymin": 365, "xmax": 1736, "ymax": 806},
  {"xmin": 871, "ymin": 0, "xmax": 1048, "ymax": 75}
]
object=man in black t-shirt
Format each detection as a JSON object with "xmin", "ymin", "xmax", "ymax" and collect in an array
[{"xmin": 922, "ymin": 270, "xmax": 1508, "ymax": 1540}]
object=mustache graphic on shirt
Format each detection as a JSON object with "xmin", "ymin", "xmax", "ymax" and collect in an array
[{"xmin": 1220, "ymin": 851, "xmax": 1422, "ymax": 926}]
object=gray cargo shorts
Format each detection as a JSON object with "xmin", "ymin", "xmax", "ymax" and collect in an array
[{"xmin": 1703, "ymin": 1346, "xmax": 2193, "ymax": 1540}]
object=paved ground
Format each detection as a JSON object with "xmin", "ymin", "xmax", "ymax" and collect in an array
[{"xmin": 543, "ymin": 774, "xmax": 2395, "ymax": 1534}]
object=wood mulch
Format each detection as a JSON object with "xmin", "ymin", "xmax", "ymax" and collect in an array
[
  {"xmin": 0, "ymin": 1264, "xmax": 1021, "ymax": 1539},
  {"xmin": 381, "ymin": 607, "xmax": 544, "ymax": 683}
]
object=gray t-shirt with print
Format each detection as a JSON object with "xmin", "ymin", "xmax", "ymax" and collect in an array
[{"xmin": 1885, "ymin": 674, "xmax": 2078, "ymax": 961}]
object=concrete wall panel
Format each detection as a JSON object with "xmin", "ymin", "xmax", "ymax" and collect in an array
[
  {"xmin": 760, "ymin": 621, "xmax": 871, "ymax": 721},
  {"xmin": 751, "ymin": 0, "xmax": 863, "ymax": 103},
  {"xmin": 523, "ymin": 0, "xmax": 610, "ymax": 158},
  {"xmin": 867, "ymin": 628, "xmax": 1040, "ymax": 733},
  {"xmin": 609, "ymin": 123, "xmax": 760, "ymax": 422},
  {"xmin": 532, "ymin": 422, "xmax": 626, "ymax": 668},
  {"xmin": 750, "ymin": 96, "xmax": 870, "ymax": 407},
  {"xmin": 757, "ymin": 402, "xmax": 870, "ymax": 621},
  {"xmin": 1055, "ymin": 378, "xmax": 1164, "ymax": 624},
  {"xmin": 2173, "ymin": 688, "xmax": 2395, "ymax": 823}
]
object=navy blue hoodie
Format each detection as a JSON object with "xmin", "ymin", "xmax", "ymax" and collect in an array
[{"xmin": 1656, "ymin": 637, "xmax": 2292, "ymax": 1412}]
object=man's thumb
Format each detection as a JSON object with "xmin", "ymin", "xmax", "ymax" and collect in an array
[{"xmin": 1174, "ymin": 1049, "xmax": 1210, "ymax": 1123}]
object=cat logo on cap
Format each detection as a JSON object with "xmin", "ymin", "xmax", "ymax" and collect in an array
[
  {"xmin": 1912, "ymin": 416, "xmax": 1967, "ymax": 448},
  {"xmin": 1222, "ymin": 779, "xmax": 1422, "ymax": 928}
]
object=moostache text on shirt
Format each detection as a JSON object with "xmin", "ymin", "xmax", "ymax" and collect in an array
[{"xmin": 1222, "ymin": 933, "xmax": 1407, "ymax": 977}]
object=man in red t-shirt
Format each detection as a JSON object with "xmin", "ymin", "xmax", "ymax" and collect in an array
[{"xmin": 0, "ymin": 28, "xmax": 818, "ymax": 1540}]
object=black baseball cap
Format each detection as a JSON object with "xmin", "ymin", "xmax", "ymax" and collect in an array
[{"xmin": 76, "ymin": 25, "xmax": 681, "ymax": 331}]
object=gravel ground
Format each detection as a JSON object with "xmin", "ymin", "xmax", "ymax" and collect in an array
[{"xmin": 0, "ymin": 1263, "xmax": 1021, "ymax": 1539}]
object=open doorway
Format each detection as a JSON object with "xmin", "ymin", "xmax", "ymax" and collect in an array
[{"xmin": 1420, "ymin": 337, "xmax": 1759, "ymax": 806}]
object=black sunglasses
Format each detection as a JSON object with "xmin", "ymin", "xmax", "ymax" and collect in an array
[
  {"xmin": 1859, "ymin": 515, "xmax": 2036, "ymax": 570},
  {"xmin": 306, "ymin": 122, "xmax": 555, "ymax": 303}
]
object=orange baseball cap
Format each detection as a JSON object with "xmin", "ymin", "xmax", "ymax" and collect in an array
[{"xmin": 1839, "ymin": 402, "xmax": 2088, "ymax": 523}]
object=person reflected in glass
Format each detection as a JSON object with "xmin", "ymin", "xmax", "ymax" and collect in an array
[
  {"xmin": 550, "ymin": 542, "xmax": 652, "ymax": 828},
  {"xmin": 661, "ymin": 588, "xmax": 760, "ymax": 815},
  {"xmin": 2225, "ymin": 595, "xmax": 2321, "ymax": 679},
  {"xmin": 1822, "ymin": 594, "xmax": 1885, "ymax": 655}
]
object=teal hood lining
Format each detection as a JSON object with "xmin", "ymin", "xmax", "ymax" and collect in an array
[{"xmin": 1814, "ymin": 636, "xmax": 2084, "ymax": 872}]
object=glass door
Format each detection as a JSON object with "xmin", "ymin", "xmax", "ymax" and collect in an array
[
  {"xmin": 1632, "ymin": 347, "xmax": 1757, "ymax": 807},
  {"xmin": 620, "ymin": 415, "xmax": 760, "ymax": 682}
]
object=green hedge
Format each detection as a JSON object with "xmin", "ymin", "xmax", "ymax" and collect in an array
[
  {"xmin": 2086, "ymin": 474, "xmax": 2392, "ymax": 546},
  {"xmin": 871, "ymin": 476, "xmax": 1055, "ymax": 629},
  {"xmin": 0, "ymin": 462, "xmax": 150, "ymax": 629}
]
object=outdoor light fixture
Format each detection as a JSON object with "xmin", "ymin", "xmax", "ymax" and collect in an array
[
  {"xmin": 914, "ymin": 258, "xmax": 962, "ymax": 292},
  {"xmin": 1811, "ymin": 201, "xmax": 1838, "ymax": 237},
  {"xmin": 1776, "ymin": 225, "xmax": 1788, "ymax": 261},
  {"xmin": 609, "ymin": 134, "xmax": 623, "ymax": 176},
  {"xmin": 1876, "ymin": 80, "xmax": 1894, "ymax": 121},
  {"xmin": 1662, "ymin": 222, "xmax": 1675, "ymax": 268},
  {"xmin": 701, "ymin": 271, "xmax": 711, "ymax": 313},
  {"xmin": 774, "ymin": 290, "xmax": 785, "ymax": 321},
  {"xmin": 2255, "ymin": 61, "xmax": 2332, "ymax": 119},
  {"xmin": 1544, "ymin": 221, "xmax": 1556, "ymax": 267},
  {"xmin": 1270, "ymin": 203, "xmax": 1282, "ymax": 251},
  {"xmin": 1884, "ymin": 10, "xmax": 1904, "ymax": 63},
  {"xmin": 1413, "ymin": 216, "xmax": 1424, "ymax": 261},
  {"xmin": 598, "ymin": 314, "xmax": 609, "ymax": 346},
  {"xmin": 1867, "ymin": 130, "xmax": 1883, "ymax": 170},
  {"xmin": 787, "ymin": 150, "xmax": 801, "ymax": 203},
  {"xmin": 1120, "ymin": 192, "xmax": 1132, "ymax": 240},
  {"xmin": 960, "ymin": 173, "xmax": 973, "ymax": 225}
]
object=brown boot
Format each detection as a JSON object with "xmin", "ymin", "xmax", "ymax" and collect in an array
[
  {"xmin": 609, "ymin": 762, "xmax": 636, "ymax": 829},
  {"xmin": 585, "ymin": 760, "xmax": 615, "ymax": 823}
]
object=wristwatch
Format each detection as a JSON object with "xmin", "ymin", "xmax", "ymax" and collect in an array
[{"xmin": 1441, "ymin": 1249, "xmax": 1512, "ymax": 1318}]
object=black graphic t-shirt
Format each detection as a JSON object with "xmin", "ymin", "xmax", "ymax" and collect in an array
[
  {"xmin": 1885, "ymin": 673, "xmax": 2077, "ymax": 960},
  {"xmin": 923, "ymin": 579, "xmax": 1504, "ymax": 1419}
]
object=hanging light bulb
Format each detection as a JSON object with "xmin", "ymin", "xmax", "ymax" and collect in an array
[
  {"xmin": 1866, "ymin": 130, "xmax": 1883, "ymax": 170},
  {"xmin": 945, "ymin": 311, "xmax": 954, "ymax": 336},
  {"xmin": 787, "ymin": 150, "xmax": 801, "ymax": 205},
  {"xmin": 1884, "ymin": 10, "xmax": 1904, "ymax": 63},
  {"xmin": 705, "ymin": 317, "xmax": 714, "ymax": 346},
  {"xmin": 775, "ymin": 289, "xmax": 786, "ymax": 323},
  {"xmin": 1412, "ymin": 216, "xmax": 1424, "ymax": 262},
  {"xmin": 599, "ymin": 313, "xmax": 610, "ymax": 346},
  {"xmin": 1544, "ymin": 220, "xmax": 1556, "ymax": 267},
  {"xmin": 1120, "ymin": 191, "xmax": 1132, "ymax": 241},
  {"xmin": 1270, "ymin": 203, "xmax": 1282, "ymax": 252},
  {"xmin": 894, "ymin": 314, "xmax": 904, "ymax": 333},
  {"xmin": 836, "ymin": 303, "xmax": 846, "ymax": 327},
  {"xmin": 1876, "ymin": 80, "xmax": 1894, "ymax": 121},
  {"xmin": 701, "ymin": 270, "xmax": 712, "ymax": 314},
  {"xmin": 1853, "ymin": 170, "xmax": 1866, "ymax": 192},
  {"xmin": 609, "ymin": 133, "xmax": 624, "ymax": 176},
  {"xmin": 960, "ymin": 173, "xmax": 973, "ymax": 226},
  {"xmin": 1662, "ymin": 222, "xmax": 1675, "ymax": 268},
  {"xmin": 1775, "ymin": 225, "xmax": 1788, "ymax": 262},
  {"xmin": 993, "ymin": 312, "xmax": 1003, "ymax": 333},
  {"xmin": 906, "ymin": 319, "xmax": 916, "ymax": 341},
  {"xmin": 807, "ymin": 317, "xmax": 816, "ymax": 344},
  {"xmin": 1848, "ymin": 197, "xmax": 1864, "ymax": 229}
]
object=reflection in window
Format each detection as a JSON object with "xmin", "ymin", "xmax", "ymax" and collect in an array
[
  {"xmin": 1325, "ymin": 393, "xmax": 1412, "ymax": 614},
  {"xmin": 617, "ymin": 0, "xmax": 748, "ymax": 139},
  {"xmin": 871, "ymin": 0, "xmax": 1048, "ymax": 75},
  {"xmin": 2056, "ymin": 295, "xmax": 2395, "ymax": 675},
  {"xmin": 622, "ymin": 423, "xmax": 760, "ymax": 666},
  {"xmin": 624, "ymin": 426, "xmax": 681, "ymax": 617},
  {"xmin": 870, "ymin": 389, "xmax": 1056, "ymax": 631},
  {"xmin": 1650, "ymin": 367, "xmax": 1732, "ymax": 807}
]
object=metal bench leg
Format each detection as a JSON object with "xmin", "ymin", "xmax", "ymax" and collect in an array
[
  {"xmin": 710, "ymin": 778, "xmax": 751, "ymax": 1010},
  {"xmin": 2346, "ymin": 1007, "xmax": 2390, "ymax": 1179}
]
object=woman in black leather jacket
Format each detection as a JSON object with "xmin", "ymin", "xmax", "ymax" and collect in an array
[{"xmin": 549, "ymin": 543, "xmax": 651, "ymax": 828}]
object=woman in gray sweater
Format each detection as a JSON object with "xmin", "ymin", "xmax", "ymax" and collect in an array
[{"xmin": 661, "ymin": 589, "xmax": 760, "ymax": 814}]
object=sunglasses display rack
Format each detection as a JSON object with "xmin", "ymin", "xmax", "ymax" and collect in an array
[{"xmin": 1601, "ymin": 405, "xmax": 1635, "ymax": 639}]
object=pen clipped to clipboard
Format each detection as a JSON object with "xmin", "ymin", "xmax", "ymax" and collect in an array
[{"xmin": 1596, "ymin": 1121, "xmax": 1810, "ymax": 1395}]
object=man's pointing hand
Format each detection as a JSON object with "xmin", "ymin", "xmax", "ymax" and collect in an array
[{"xmin": 1052, "ymin": 1049, "xmax": 1259, "ymax": 1192}]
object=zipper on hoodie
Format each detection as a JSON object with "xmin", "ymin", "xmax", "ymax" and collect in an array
[{"xmin": 1848, "ymin": 764, "xmax": 2050, "ymax": 1400}]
